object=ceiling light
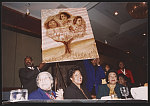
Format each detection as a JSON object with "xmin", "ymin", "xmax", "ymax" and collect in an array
[
  {"xmin": 104, "ymin": 40, "xmax": 108, "ymax": 44},
  {"xmin": 126, "ymin": 51, "xmax": 130, "ymax": 54},
  {"xmin": 142, "ymin": 2, "xmax": 146, "ymax": 5},
  {"xmin": 25, "ymin": 3, "xmax": 30, "ymax": 16},
  {"xmin": 142, "ymin": 33, "xmax": 146, "ymax": 36},
  {"xmin": 126, "ymin": 2, "xmax": 148, "ymax": 19},
  {"xmin": 26, "ymin": 8, "xmax": 30, "ymax": 16},
  {"xmin": 114, "ymin": 11, "xmax": 119, "ymax": 16}
]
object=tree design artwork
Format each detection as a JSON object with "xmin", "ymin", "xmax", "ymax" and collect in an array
[{"xmin": 44, "ymin": 12, "xmax": 86, "ymax": 54}]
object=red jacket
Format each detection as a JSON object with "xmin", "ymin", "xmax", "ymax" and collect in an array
[{"xmin": 117, "ymin": 69, "xmax": 135, "ymax": 83}]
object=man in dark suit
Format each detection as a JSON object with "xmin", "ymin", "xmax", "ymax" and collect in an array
[{"xmin": 19, "ymin": 56, "xmax": 50, "ymax": 94}]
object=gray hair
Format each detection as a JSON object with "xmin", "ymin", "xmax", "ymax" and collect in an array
[{"xmin": 36, "ymin": 72, "xmax": 53, "ymax": 88}]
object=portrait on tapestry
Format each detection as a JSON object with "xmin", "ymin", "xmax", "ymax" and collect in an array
[{"xmin": 41, "ymin": 8, "xmax": 99, "ymax": 63}]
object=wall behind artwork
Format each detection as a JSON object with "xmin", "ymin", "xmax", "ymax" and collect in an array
[{"xmin": 2, "ymin": 28, "xmax": 43, "ymax": 88}]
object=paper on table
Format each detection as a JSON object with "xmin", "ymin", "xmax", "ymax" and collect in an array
[
  {"xmin": 101, "ymin": 96, "xmax": 112, "ymax": 100},
  {"xmin": 131, "ymin": 86, "xmax": 148, "ymax": 100}
]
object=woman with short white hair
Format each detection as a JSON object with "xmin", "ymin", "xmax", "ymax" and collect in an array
[{"xmin": 29, "ymin": 72, "xmax": 64, "ymax": 100}]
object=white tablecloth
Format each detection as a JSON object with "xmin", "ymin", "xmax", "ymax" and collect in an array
[{"xmin": 131, "ymin": 86, "xmax": 148, "ymax": 100}]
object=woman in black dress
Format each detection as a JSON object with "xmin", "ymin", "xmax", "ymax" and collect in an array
[
  {"xmin": 64, "ymin": 66, "xmax": 91, "ymax": 99},
  {"xmin": 118, "ymin": 73, "xmax": 133, "ymax": 98}
]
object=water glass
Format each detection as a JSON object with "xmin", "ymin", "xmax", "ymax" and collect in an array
[{"xmin": 120, "ymin": 87, "xmax": 129, "ymax": 99}]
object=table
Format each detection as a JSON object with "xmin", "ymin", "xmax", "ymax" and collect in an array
[{"xmin": 2, "ymin": 99, "xmax": 148, "ymax": 104}]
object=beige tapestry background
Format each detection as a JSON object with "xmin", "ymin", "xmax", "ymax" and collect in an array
[{"xmin": 41, "ymin": 8, "xmax": 99, "ymax": 63}]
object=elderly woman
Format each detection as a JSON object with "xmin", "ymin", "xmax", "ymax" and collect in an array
[
  {"xmin": 64, "ymin": 66, "xmax": 91, "ymax": 99},
  {"xmin": 28, "ymin": 72, "xmax": 63, "ymax": 100},
  {"xmin": 96, "ymin": 70, "xmax": 124, "ymax": 99}
]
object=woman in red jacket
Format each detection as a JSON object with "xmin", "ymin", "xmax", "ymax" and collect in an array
[{"xmin": 117, "ymin": 61, "xmax": 134, "ymax": 83}]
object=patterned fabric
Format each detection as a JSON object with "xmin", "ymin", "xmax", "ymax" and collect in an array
[
  {"xmin": 45, "ymin": 90, "xmax": 56, "ymax": 99},
  {"xmin": 107, "ymin": 84, "xmax": 117, "ymax": 96}
]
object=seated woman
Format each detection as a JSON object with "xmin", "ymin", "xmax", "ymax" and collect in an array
[
  {"xmin": 64, "ymin": 66, "xmax": 91, "ymax": 99},
  {"xmin": 28, "ymin": 72, "xmax": 63, "ymax": 100},
  {"xmin": 118, "ymin": 73, "xmax": 133, "ymax": 98},
  {"xmin": 96, "ymin": 70, "xmax": 124, "ymax": 99}
]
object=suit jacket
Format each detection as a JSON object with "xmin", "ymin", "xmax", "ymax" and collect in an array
[
  {"xmin": 19, "ymin": 64, "xmax": 51, "ymax": 94},
  {"xmin": 83, "ymin": 60, "xmax": 105, "ymax": 94},
  {"xmin": 64, "ymin": 83, "xmax": 91, "ymax": 99},
  {"xmin": 117, "ymin": 69, "xmax": 135, "ymax": 83},
  {"xmin": 96, "ymin": 83, "xmax": 124, "ymax": 99},
  {"xmin": 19, "ymin": 66, "xmax": 40, "ymax": 94},
  {"xmin": 28, "ymin": 88, "xmax": 56, "ymax": 100}
]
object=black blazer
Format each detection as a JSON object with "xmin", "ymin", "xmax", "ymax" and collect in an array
[
  {"xmin": 19, "ymin": 67, "xmax": 40, "ymax": 94},
  {"xmin": 64, "ymin": 83, "xmax": 91, "ymax": 99},
  {"xmin": 19, "ymin": 64, "xmax": 51, "ymax": 94}
]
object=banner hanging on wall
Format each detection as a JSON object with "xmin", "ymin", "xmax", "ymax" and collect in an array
[{"xmin": 41, "ymin": 8, "xmax": 99, "ymax": 63}]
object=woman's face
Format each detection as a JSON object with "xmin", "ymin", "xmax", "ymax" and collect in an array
[
  {"xmin": 76, "ymin": 18, "xmax": 82, "ymax": 26},
  {"xmin": 70, "ymin": 70, "xmax": 83, "ymax": 86},
  {"xmin": 118, "ymin": 76, "xmax": 126, "ymax": 86},
  {"xmin": 48, "ymin": 20, "xmax": 57, "ymax": 28},
  {"xmin": 60, "ymin": 14, "xmax": 67, "ymax": 20},
  {"xmin": 38, "ymin": 73, "xmax": 53, "ymax": 91},
  {"xmin": 105, "ymin": 65, "xmax": 110, "ymax": 72},
  {"xmin": 108, "ymin": 72, "xmax": 118, "ymax": 84}
]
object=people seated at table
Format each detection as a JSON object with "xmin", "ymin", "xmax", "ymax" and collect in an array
[
  {"xmin": 64, "ymin": 66, "xmax": 91, "ymax": 99},
  {"xmin": 96, "ymin": 70, "xmax": 124, "ymax": 99},
  {"xmin": 118, "ymin": 73, "xmax": 133, "ymax": 98},
  {"xmin": 28, "ymin": 72, "xmax": 64, "ymax": 100}
]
